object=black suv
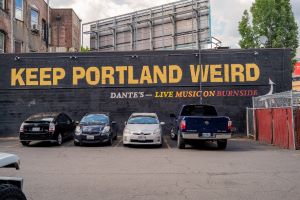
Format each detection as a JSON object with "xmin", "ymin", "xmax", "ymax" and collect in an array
[
  {"xmin": 19, "ymin": 113, "xmax": 76, "ymax": 146},
  {"xmin": 74, "ymin": 113, "xmax": 118, "ymax": 146}
]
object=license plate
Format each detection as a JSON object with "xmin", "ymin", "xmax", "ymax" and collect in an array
[
  {"xmin": 202, "ymin": 133, "xmax": 211, "ymax": 137},
  {"xmin": 216, "ymin": 134, "xmax": 228, "ymax": 139},
  {"xmin": 32, "ymin": 127, "xmax": 40, "ymax": 132},
  {"xmin": 138, "ymin": 136, "xmax": 146, "ymax": 141},
  {"xmin": 86, "ymin": 135, "xmax": 94, "ymax": 140}
]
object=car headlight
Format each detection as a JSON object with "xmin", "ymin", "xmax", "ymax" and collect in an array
[
  {"xmin": 102, "ymin": 126, "xmax": 110, "ymax": 133},
  {"xmin": 19, "ymin": 123, "xmax": 24, "ymax": 132},
  {"xmin": 75, "ymin": 126, "xmax": 82, "ymax": 135},
  {"xmin": 123, "ymin": 128, "xmax": 131, "ymax": 135},
  {"xmin": 154, "ymin": 128, "xmax": 161, "ymax": 135}
]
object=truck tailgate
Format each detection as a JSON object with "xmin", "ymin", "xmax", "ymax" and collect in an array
[{"xmin": 184, "ymin": 116, "xmax": 230, "ymax": 133}]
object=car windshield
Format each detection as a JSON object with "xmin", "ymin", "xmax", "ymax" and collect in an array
[
  {"xmin": 80, "ymin": 114, "xmax": 109, "ymax": 125},
  {"xmin": 128, "ymin": 116, "xmax": 158, "ymax": 124},
  {"xmin": 181, "ymin": 105, "xmax": 217, "ymax": 116}
]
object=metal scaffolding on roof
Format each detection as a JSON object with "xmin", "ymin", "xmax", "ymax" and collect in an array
[{"xmin": 82, "ymin": 0, "xmax": 214, "ymax": 52}]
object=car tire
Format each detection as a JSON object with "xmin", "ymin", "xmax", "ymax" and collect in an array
[
  {"xmin": 170, "ymin": 128, "xmax": 177, "ymax": 140},
  {"xmin": 0, "ymin": 184, "xmax": 27, "ymax": 200},
  {"xmin": 56, "ymin": 133, "xmax": 63, "ymax": 146},
  {"xmin": 123, "ymin": 143, "xmax": 128, "ymax": 147},
  {"xmin": 74, "ymin": 141, "xmax": 80, "ymax": 146},
  {"xmin": 177, "ymin": 131, "xmax": 185, "ymax": 149},
  {"xmin": 158, "ymin": 139, "xmax": 163, "ymax": 148},
  {"xmin": 113, "ymin": 132, "xmax": 117, "ymax": 140},
  {"xmin": 107, "ymin": 135, "xmax": 113, "ymax": 146},
  {"xmin": 217, "ymin": 140, "xmax": 227, "ymax": 150},
  {"xmin": 21, "ymin": 141, "xmax": 30, "ymax": 146}
]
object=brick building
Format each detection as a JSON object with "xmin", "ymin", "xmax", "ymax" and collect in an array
[{"xmin": 0, "ymin": 0, "xmax": 81, "ymax": 53}]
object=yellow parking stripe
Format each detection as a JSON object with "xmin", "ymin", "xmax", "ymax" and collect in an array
[
  {"xmin": 164, "ymin": 138, "xmax": 171, "ymax": 149},
  {"xmin": 0, "ymin": 137, "xmax": 18, "ymax": 141},
  {"xmin": 114, "ymin": 137, "xmax": 123, "ymax": 147}
]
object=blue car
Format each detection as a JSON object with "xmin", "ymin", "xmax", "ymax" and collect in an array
[{"xmin": 74, "ymin": 113, "xmax": 118, "ymax": 146}]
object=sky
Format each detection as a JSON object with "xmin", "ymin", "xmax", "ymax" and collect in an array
[{"xmin": 49, "ymin": 0, "xmax": 300, "ymax": 55}]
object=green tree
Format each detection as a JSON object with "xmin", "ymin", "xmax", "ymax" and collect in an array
[
  {"xmin": 239, "ymin": 0, "xmax": 299, "ymax": 66},
  {"xmin": 238, "ymin": 10, "xmax": 258, "ymax": 48},
  {"xmin": 80, "ymin": 46, "xmax": 90, "ymax": 52}
]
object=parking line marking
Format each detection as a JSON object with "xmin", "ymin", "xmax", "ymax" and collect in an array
[
  {"xmin": 0, "ymin": 137, "xmax": 18, "ymax": 141},
  {"xmin": 114, "ymin": 138, "xmax": 123, "ymax": 147},
  {"xmin": 164, "ymin": 138, "xmax": 171, "ymax": 149},
  {"xmin": 65, "ymin": 141, "xmax": 74, "ymax": 147}
]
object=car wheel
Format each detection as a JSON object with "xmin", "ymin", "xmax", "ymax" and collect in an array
[
  {"xmin": 74, "ymin": 141, "xmax": 80, "ymax": 146},
  {"xmin": 158, "ymin": 138, "xmax": 163, "ymax": 148},
  {"xmin": 21, "ymin": 141, "xmax": 30, "ymax": 146},
  {"xmin": 217, "ymin": 140, "xmax": 227, "ymax": 150},
  {"xmin": 107, "ymin": 135, "xmax": 113, "ymax": 146},
  {"xmin": 56, "ymin": 133, "xmax": 63, "ymax": 146},
  {"xmin": 0, "ymin": 184, "xmax": 27, "ymax": 200},
  {"xmin": 113, "ymin": 132, "xmax": 117, "ymax": 140},
  {"xmin": 170, "ymin": 128, "xmax": 177, "ymax": 140},
  {"xmin": 177, "ymin": 131, "xmax": 185, "ymax": 149}
]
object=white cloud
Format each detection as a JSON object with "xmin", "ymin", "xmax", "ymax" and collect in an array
[{"xmin": 49, "ymin": 0, "xmax": 299, "ymax": 49}]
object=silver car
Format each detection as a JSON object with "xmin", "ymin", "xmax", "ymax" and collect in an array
[
  {"xmin": 123, "ymin": 113, "xmax": 165, "ymax": 147},
  {"xmin": 0, "ymin": 153, "xmax": 27, "ymax": 200}
]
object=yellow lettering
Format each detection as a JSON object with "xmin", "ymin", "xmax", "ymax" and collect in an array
[
  {"xmin": 224, "ymin": 64, "xmax": 230, "ymax": 82},
  {"xmin": 140, "ymin": 66, "xmax": 153, "ymax": 84},
  {"xmin": 128, "ymin": 66, "xmax": 138, "ymax": 84},
  {"xmin": 53, "ymin": 68, "xmax": 66, "ymax": 86},
  {"xmin": 153, "ymin": 65, "xmax": 167, "ymax": 84},
  {"xmin": 231, "ymin": 64, "xmax": 245, "ymax": 82},
  {"xmin": 169, "ymin": 65, "xmax": 182, "ymax": 83},
  {"xmin": 72, "ymin": 67, "xmax": 85, "ymax": 85},
  {"xmin": 11, "ymin": 68, "xmax": 25, "ymax": 86},
  {"xmin": 246, "ymin": 63, "xmax": 260, "ymax": 81},
  {"xmin": 26, "ymin": 68, "xmax": 38, "ymax": 86},
  {"xmin": 86, "ymin": 67, "xmax": 100, "ymax": 85},
  {"xmin": 210, "ymin": 65, "xmax": 223, "ymax": 82},
  {"xmin": 40, "ymin": 68, "xmax": 52, "ymax": 86},
  {"xmin": 101, "ymin": 66, "xmax": 115, "ymax": 85},
  {"xmin": 190, "ymin": 65, "xmax": 200, "ymax": 83},
  {"xmin": 115, "ymin": 66, "xmax": 127, "ymax": 84},
  {"xmin": 201, "ymin": 65, "xmax": 209, "ymax": 82}
]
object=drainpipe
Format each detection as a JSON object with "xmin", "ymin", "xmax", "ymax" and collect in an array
[
  {"xmin": 56, "ymin": 15, "xmax": 61, "ymax": 49},
  {"xmin": 47, "ymin": 0, "xmax": 50, "ymax": 51},
  {"xmin": 10, "ymin": 0, "xmax": 14, "ymax": 52}
]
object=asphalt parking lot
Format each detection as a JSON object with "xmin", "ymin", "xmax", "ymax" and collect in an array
[{"xmin": 1, "ymin": 136, "xmax": 300, "ymax": 200}]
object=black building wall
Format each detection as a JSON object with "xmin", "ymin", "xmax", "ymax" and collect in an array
[{"xmin": 0, "ymin": 49, "xmax": 291, "ymax": 136}]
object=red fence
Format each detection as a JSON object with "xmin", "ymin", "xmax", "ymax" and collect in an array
[{"xmin": 255, "ymin": 108, "xmax": 295, "ymax": 149}]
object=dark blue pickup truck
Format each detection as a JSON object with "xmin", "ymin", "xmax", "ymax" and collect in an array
[{"xmin": 170, "ymin": 104, "xmax": 232, "ymax": 149}]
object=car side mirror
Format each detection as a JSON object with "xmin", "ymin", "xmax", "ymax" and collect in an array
[
  {"xmin": 124, "ymin": 121, "xmax": 127, "ymax": 126},
  {"xmin": 160, "ymin": 122, "xmax": 166, "ymax": 125},
  {"xmin": 170, "ymin": 114, "xmax": 176, "ymax": 118},
  {"xmin": 75, "ymin": 121, "xmax": 79, "ymax": 125}
]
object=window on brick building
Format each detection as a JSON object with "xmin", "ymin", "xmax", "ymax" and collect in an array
[
  {"xmin": 42, "ymin": 19, "xmax": 47, "ymax": 40},
  {"xmin": 14, "ymin": 41, "xmax": 22, "ymax": 53},
  {"xmin": 15, "ymin": 0, "xmax": 23, "ymax": 21},
  {"xmin": 0, "ymin": 0, "xmax": 5, "ymax": 10},
  {"xmin": 0, "ymin": 32, "xmax": 4, "ymax": 53},
  {"xmin": 31, "ymin": 9, "xmax": 39, "ymax": 30}
]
